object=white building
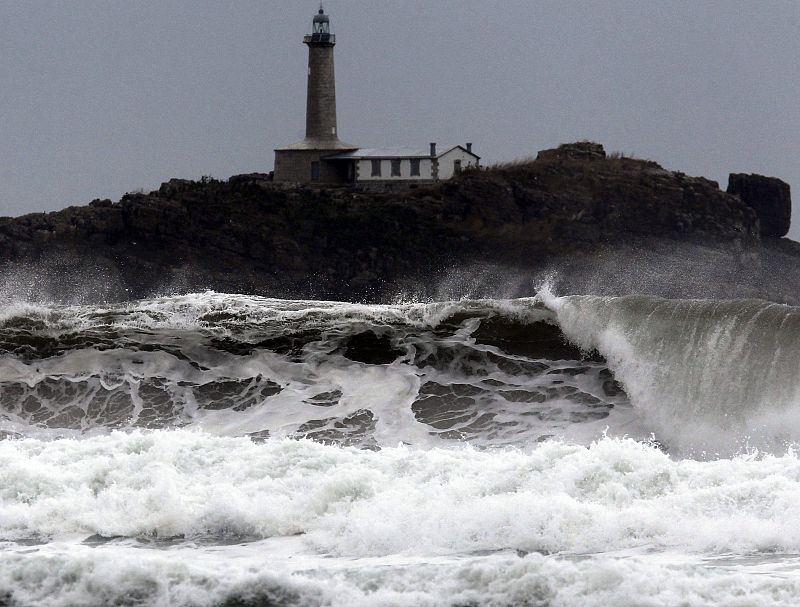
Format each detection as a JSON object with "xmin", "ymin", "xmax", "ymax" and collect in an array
[{"xmin": 325, "ymin": 143, "xmax": 481, "ymax": 186}]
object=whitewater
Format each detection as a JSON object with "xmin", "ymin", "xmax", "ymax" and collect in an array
[{"xmin": 3, "ymin": 291, "xmax": 800, "ymax": 606}]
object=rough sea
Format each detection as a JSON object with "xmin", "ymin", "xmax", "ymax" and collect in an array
[{"xmin": 3, "ymin": 290, "xmax": 800, "ymax": 606}]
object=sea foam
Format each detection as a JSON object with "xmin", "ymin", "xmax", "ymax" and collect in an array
[
  {"xmin": 3, "ymin": 431, "xmax": 800, "ymax": 557},
  {"xmin": 5, "ymin": 292, "xmax": 800, "ymax": 605}
]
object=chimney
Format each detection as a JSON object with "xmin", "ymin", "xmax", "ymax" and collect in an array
[
  {"xmin": 430, "ymin": 142, "xmax": 437, "ymax": 157},
  {"xmin": 466, "ymin": 142, "xmax": 472, "ymax": 153}
]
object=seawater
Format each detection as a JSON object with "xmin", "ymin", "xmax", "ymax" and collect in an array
[{"xmin": 2, "ymin": 292, "xmax": 800, "ymax": 606}]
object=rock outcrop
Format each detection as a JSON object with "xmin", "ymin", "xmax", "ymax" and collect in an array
[
  {"xmin": 0, "ymin": 142, "xmax": 786, "ymax": 302},
  {"xmin": 727, "ymin": 173, "xmax": 792, "ymax": 238},
  {"xmin": 536, "ymin": 141, "xmax": 607, "ymax": 161}
]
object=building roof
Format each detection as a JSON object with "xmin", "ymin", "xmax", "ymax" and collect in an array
[
  {"xmin": 439, "ymin": 144, "xmax": 481, "ymax": 160},
  {"xmin": 326, "ymin": 144, "xmax": 480, "ymax": 160},
  {"xmin": 326, "ymin": 147, "xmax": 430, "ymax": 160},
  {"xmin": 275, "ymin": 137, "xmax": 358, "ymax": 152}
]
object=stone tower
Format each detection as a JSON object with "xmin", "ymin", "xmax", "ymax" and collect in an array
[
  {"xmin": 273, "ymin": 5, "xmax": 356, "ymax": 183},
  {"xmin": 305, "ymin": 7, "xmax": 338, "ymax": 142}
]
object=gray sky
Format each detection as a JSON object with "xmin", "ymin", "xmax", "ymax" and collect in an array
[{"xmin": 2, "ymin": 1, "xmax": 799, "ymax": 236}]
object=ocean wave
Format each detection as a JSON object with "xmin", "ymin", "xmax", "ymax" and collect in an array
[
  {"xmin": 5, "ymin": 544, "xmax": 800, "ymax": 607},
  {"xmin": 548, "ymin": 293, "xmax": 800, "ymax": 454},
  {"xmin": 3, "ymin": 291, "xmax": 800, "ymax": 453},
  {"xmin": 2, "ymin": 431, "xmax": 800, "ymax": 556},
  {"xmin": 0, "ymin": 293, "xmax": 621, "ymax": 447}
]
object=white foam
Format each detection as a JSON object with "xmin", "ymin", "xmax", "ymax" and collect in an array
[
  {"xmin": 3, "ymin": 431, "xmax": 800, "ymax": 557},
  {"xmin": 0, "ymin": 292, "xmax": 553, "ymax": 339},
  {"xmin": 4, "ymin": 538, "xmax": 800, "ymax": 607}
]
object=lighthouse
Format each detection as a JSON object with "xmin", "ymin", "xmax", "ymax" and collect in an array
[
  {"xmin": 273, "ymin": 5, "xmax": 357, "ymax": 183},
  {"xmin": 304, "ymin": 7, "xmax": 339, "ymax": 142},
  {"xmin": 273, "ymin": 5, "xmax": 479, "ymax": 186}
]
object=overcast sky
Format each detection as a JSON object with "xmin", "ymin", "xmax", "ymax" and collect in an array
[{"xmin": 2, "ymin": 1, "xmax": 799, "ymax": 236}]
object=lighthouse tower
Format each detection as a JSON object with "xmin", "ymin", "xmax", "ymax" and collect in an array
[
  {"xmin": 305, "ymin": 7, "xmax": 339, "ymax": 143},
  {"xmin": 274, "ymin": 5, "xmax": 356, "ymax": 183}
]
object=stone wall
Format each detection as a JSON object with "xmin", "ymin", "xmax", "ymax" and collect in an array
[{"xmin": 273, "ymin": 150, "xmax": 349, "ymax": 184}]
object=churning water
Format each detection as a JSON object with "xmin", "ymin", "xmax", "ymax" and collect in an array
[{"xmin": 3, "ymin": 291, "xmax": 800, "ymax": 606}]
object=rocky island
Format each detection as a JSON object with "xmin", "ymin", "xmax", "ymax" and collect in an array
[{"xmin": 0, "ymin": 142, "xmax": 794, "ymax": 304}]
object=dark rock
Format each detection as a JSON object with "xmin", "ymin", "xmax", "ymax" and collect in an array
[
  {"xmin": 229, "ymin": 173, "xmax": 274, "ymax": 186},
  {"xmin": 727, "ymin": 173, "xmax": 791, "ymax": 238},
  {"xmin": 537, "ymin": 141, "xmax": 607, "ymax": 161},
  {"xmin": 0, "ymin": 142, "xmax": 770, "ymax": 302},
  {"xmin": 158, "ymin": 179, "xmax": 194, "ymax": 198}
]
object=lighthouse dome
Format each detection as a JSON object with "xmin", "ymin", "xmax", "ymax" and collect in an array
[
  {"xmin": 311, "ymin": 6, "xmax": 331, "ymax": 35},
  {"xmin": 313, "ymin": 9, "xmax": 329, "ymax": 24}
]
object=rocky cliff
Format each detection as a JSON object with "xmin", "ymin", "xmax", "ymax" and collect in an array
[
  {"xmin": 727, "ymin": 173, "xmax": 792, "ymax": 238},
  {"xmin": 0, "ymin": 143, "xmax": 792, "ymax": 302}
]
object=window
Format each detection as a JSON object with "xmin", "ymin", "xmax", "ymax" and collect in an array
[
  {"xmin": 311, "ymin": 161, "xmax": 320, "ymax": 182},
  {"xmin": 410, "ymin": 158, "xmax": 421, "ymax": 177},
  {"xmin": 371, "ymin": 159, "xmax": 382, "ymax": 177},
  {"xmin": 391, "ymin": 159, "xmax": 402, "ymax": 177},
  {"xmin": 453, "ymin": 159, "xmax": 462, "ymax": 174}
]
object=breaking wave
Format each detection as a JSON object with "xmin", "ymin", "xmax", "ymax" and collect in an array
[
  {"xmin": 3, "ymin": 291, "xmax": 800, "ymax": 454},
  {"xmin": 4, "ymin": 291, "xmax": 800, "ymax": 605},
  {"xmin": 0, "ymin": 294, "xmax": 626, "ymax": 448},
  {"xmin": 548, "ymin": 292, "xmax": 800, "ymax": 454}
]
